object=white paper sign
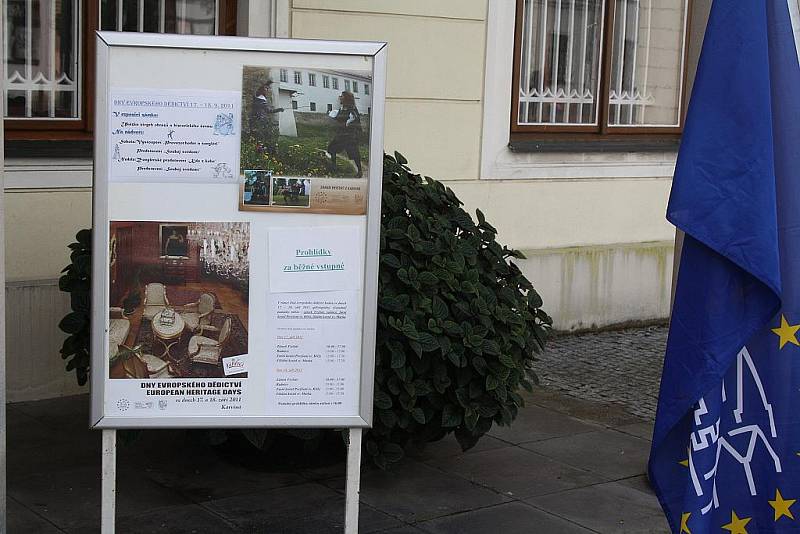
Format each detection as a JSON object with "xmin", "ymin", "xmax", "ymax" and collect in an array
[
  {"xmin": 266, "ymin": 291, "xmax": 361, "ymax": 416},
  {"xmin": 109, "ymin": 89, "xmax": 240, "ymax": 183},
  {"xmin": 269, "ymin": 226, "xmax": 361, "ymax": 293}
]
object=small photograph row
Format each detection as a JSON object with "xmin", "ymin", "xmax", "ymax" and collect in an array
[{"xmin": 242, "ymin": 171, "xmax": 310, "ymax": 209}]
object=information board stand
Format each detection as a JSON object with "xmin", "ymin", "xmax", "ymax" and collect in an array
[{"xmin": 91, "ymin": 32, "xmax": 386, "ymax": 532}]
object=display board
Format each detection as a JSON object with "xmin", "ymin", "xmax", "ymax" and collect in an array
[{"xmin": 90, "ymin": 32, "xmax": 387, "ymax": 429}]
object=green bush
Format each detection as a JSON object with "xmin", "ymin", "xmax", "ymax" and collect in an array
[
  {"xmin": 58, "ymin": 228, "xmax": 92, "ymax": 385},
  {"xmin": 368, "ymin": 153, "xmax": 551, "ymax": 467},
  {"xmin": 58, "ymin": 152, "xmax": 551, "ymax": 466}
]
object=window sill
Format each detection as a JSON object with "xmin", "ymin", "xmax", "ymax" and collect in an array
[
  {"xmin": 508, "ymin": 137, "xmax": 680, "ymax": 153},
  {"xmin": 4, "ymin": 139, "xmax": 94, "ymax": 159}
]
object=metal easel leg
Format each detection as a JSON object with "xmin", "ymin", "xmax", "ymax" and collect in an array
[
  {"xmin": 344, "ymin": 427, "xmax": 363, "ymax": 534},
  {"xmin": 101, "ymin": 429, "xmax": 117, "ymax": 534}
]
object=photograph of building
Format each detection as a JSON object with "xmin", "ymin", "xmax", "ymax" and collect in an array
[
  {"xmin": 108, "ymin": 221, "xmax": 250, "ymax": 380},
  {"xmin": 240, "ymin": 65, "xmax": 371, "ymax": 180}
]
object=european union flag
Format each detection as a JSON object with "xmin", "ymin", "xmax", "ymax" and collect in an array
[{"xmin": 650, "ymin": 1, "xmax": 800, "ymax": 533}]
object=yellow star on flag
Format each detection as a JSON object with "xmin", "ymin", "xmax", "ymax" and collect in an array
[
  {"xmin": 679, "ymin": 446, "xmax": 690, "ymax": 467},
  {"xmin": 772, "ymin": 315, "xmax": 800, "ymax": 349},
  {"xmin": 680, "ymin": 511, "xmax": 692, "ymax": 534},
  {"xmin": 769, "ymin": 489, "xmax": 796, "ymax": 521},
  {"xmin": 722, "ymin": 511, "xmax": 751, "ymax": 534}
]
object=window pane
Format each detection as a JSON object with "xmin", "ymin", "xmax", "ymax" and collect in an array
[
  {"xmin": 518, "ymin": 0, "xmax": 604, "ymax": 126},
  {"xmin": 3, "ymin": 0, "xmax": 80, "ymax": 118},
  {"xmin": 171, "ymin": 0, "xmax": 216, "ymax": 35},
  {"xmin": 608, "ymin": 0, "xmax": 687, "ymax": 127},
  {"xmin": 103, "ymin": 0, "xmax": 218, "ymax": 34}
]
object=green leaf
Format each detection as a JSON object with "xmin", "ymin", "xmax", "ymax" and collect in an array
[
  {"xmin": 498, "ymin": 353, "xmax": 516, "ymax": 368},
  {"xmin": 442, "ymin": 404, "xmax": 462, "ymax": 427},
  {"xmin": 58, "ymin": 312, "xmax": 87, "ymax": 335},
  {"xmin": 382, "ymin": 443, "xmax": 405, "ymax": 463},
  {"xmin": 486, "ymin": 375, "xmax": 499, "ymax": 391},
  {"xmin": 374, "ymin": 390, "xmax": 393, "ymax": 410},
  {"xmin": 381, "ymin": 253, "xmax": 402, "ymax": 268},
  {"xmin": 482, "ymin": 339, "xmax": 501, "ymax": 356},
  {"xmin": 391, "ymin": 349, "xmax": 406, "ymax": 369},
  {"xmin": 411, "ymin": 407, "xmax": 426, "ymax": 424}
]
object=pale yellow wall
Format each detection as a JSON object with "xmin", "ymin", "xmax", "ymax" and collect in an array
[
  {"xmin": 290, "ymin": 0, "xmax": 486, "ymax": 180},
  {"xmin": 450, "ymin": 178, "xmax": 674, "ymax": 250},
  {"xmin": 4, "ymin": 189, "xmax": 92, "ymax": 281}
]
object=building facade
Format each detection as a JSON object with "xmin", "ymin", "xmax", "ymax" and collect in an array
[{"xmin": 0, "ymin": 0, "xmax": 754, "ymax": 401}]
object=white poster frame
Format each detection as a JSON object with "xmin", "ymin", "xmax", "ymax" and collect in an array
[{"xmin": 90, "ymin": 32, "xmax": 387, "ymax": 430}]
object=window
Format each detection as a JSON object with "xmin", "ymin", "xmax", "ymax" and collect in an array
[
  {"xmin": 327, "ymin": 103, "xmax": 333, "ymax": 112},
  {"xmin": 280, "ymin": 69, "xmax": 288, "ymax": 83},
  {"xmin": 352, "ymin": 81, "xmax": 358, "ymax": 93},
  {"xmin": 292, "ymin": 100, "xmax": 298, "ymax": 110},
  {"xmin": 3, "ymin": 0, "xmax": 237, "ymax": 141},
  {"xmin": 308, "ymin": 73, "xmax": 316, "ymax": 86},
  {"xmin": 364, "ymin": 84, "xmax": 369, "ymax": 95},
  {"xmin": 512, "ymin": 0, "xmax": 689, "ymax": 137},
  {"xmin": 294, "ymin": 71, "xmax": 302, "ymax": 84},
  {"xmin": 344, "ymin": 79, "xmax": 351, "ymax": 92},
  {"xmin": 309, "ymin": 102, "xmax": 316, "ymax": 111},
  {"xmin": 322, "ymin": 75, "xmax": 330, "ymax": 89},
  {"xmin": 331, "ymin": 77, "xmax": 339, "ymax": 90},
  {"xmin": 367, "ymin": 106, "xmax": 371, "ymax": 115}
]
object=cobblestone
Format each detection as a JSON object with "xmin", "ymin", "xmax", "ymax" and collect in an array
[{"xmin": 536, "ymin": 325, "xmax": 668, "ymax": 421}]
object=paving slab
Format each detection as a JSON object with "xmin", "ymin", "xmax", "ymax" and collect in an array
[
  {"xmin": 9, "ymin": 464, "xmax": 194, "ymax": 531},
  {"xmin": 378, "ymin": 527, "xmax": 427, "ymax": 534},
  {"xmin": 521, "ymin": 429, "xmax": 650, "ymax": 480},
  {"xmin": 416, "ymin": 502, "xmax": 594, "ymax": 534},
  {"xmin": 526, "ymin": 480, "xmax": 670, "ymax": 533},
  {"xmin": 405, "ymin": 434, "xmax": 509, "ymax": 461},
  {"xmin": 488, "ymin": 404, "xmax": 601, "ymax": 445},
  {"xmin": 430, "ymin": 445, "xmax": 605, "ymax": 499},
  {"xmin": 74, "ymin": 504, "xmax": 239, "ymax": 534},
  {"xmin": 614, "ymin": 421, "xmax": 655, "ymax": 441},
  {"xmin": 323, "ymin": 459, "xmax": 510, "ymax": 523},
  {"xmin": 204, "ymin": 482, "xmax": 402, "ymax": 533},
  {"xmin": 6, "ymin": 498, "xmax": 65, "ymax": 533}
]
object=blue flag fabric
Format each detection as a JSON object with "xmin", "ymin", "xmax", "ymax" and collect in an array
[{"xmin": 650, "ymin": 1, "xmax": 800, "ymax": 533}]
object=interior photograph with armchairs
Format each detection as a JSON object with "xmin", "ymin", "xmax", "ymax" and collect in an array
[{"xmin": 108, "ymin": 220, "xmax": 250, "ymax": 379}]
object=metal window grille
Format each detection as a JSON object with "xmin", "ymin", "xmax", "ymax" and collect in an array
[
  {"xmin": 517, "ymin": 0, "xmax": 686, "ymax": 128},
  {"xmin": 3, "ymin": 0, "xmax": 81, "ymax": 119},
  {"xmin": 518, "ymin": 0, "xmax": 605, "ymax": 125},
  {"xmin": 3, "ymin": 0, "xmax": 223, "ymax": 119}
]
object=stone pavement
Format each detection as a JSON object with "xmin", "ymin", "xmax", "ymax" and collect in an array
[
  {"xmin": 538, "ymin": 325, "xmax": 668, "ymax": 420},
  {"xmin": 7, "ymin": 327, "xmax": 670, "ymax": 533}
]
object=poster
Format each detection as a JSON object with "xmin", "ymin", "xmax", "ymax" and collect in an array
[
  {"xmin": 109, "ymin": 89, "xmax": 240, "ymax": 183},
  {"xmin": 238, "ymin": 65, "xmax": 372, "ymax": 215},
  {"xmin": 93, "ymin": 33, "xmax": 386, "ymax": 428},
  {"xmin": 106, "ymin": 220, "xmax": 251, "ymax": 416}
]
